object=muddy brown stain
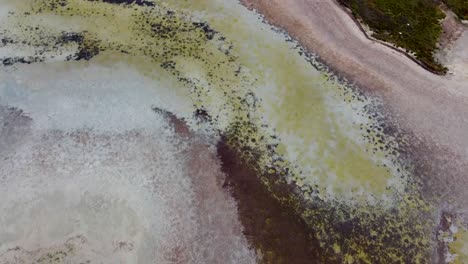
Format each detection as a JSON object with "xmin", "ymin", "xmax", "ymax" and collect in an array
[{"xmin": 217, "ymin": 137, "xmax": 325, "ymax": 264}]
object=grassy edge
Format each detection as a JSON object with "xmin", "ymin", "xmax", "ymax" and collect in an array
[{"xmin": 336, "ymin": 0, "xmax": 449, "ymax": 75}]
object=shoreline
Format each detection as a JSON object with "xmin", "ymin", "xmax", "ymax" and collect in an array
[
  {"xmin": 334, "ymin": 0, "xmax": 447, "ymax": 75},
  {"xmin": 239, "ymin": 0, "xmax": 468, "ymax": 213}
]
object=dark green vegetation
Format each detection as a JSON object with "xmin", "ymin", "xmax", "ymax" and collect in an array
[
  {"xmin": 339, "ymin": 0, "xmax": 448, "ymax": 73},
  {"xmin": 443, "ymin": 0, "xmax": 468, "ymax": 19}
]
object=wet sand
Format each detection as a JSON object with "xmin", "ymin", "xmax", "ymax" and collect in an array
[{"xmin": 241, "ymin": 0, "xmax": 468, "ymax": 213}]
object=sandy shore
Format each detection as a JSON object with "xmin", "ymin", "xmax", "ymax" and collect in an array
[{"xmin": 242, "ymin": 0, "xmax": 468, "ymax": 211}]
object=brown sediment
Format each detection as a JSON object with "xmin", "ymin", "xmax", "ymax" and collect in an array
[
  {"xmin": 214, "ymin": 127, "xmax": 436, "ymax": 262},
  {"xmin": 152, "ymin": 107, "xmax": 191, "ymax": 138},
  {"xmin": 160, "ymin": 104, "xmax": 327, "ymax": 263},
  {"xmin": 142, "ymin": 109, "xmax": 259, "ymax": 262},
  {"xmin": 216, "ymin": 137, "xmax": 325, "ymax": 264}
]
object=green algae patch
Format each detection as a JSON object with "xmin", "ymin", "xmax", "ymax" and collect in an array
[
  {"xmin": 448, "ymin": 224, "xmax": 468, "ymax": 263},
  {"xmin": 2, "ymin": 0, "xmax": 407, "ymax": 203},
  {"xmin": 0, "ymin": 0, "xmax": 439, "ymax": 262},
  {"xmin": 268, "ymin": 73, "xmax": 398, "ymax": 200}
]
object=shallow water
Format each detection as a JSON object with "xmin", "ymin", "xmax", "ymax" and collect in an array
[{"xmin": 0, "ymin": 0, "xmax": 454, "ymax": 262}]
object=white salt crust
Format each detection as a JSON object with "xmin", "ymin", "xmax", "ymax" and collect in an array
[{"xmin": 0, "ymin": 63, "xmax": 256, "ymax": 263}]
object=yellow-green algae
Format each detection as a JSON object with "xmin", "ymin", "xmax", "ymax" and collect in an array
[
  {"xmin": 0, "ymin": 0, "xmax": 439, "ymax": 262},
  {"xmin": 447, "ymin": 222, "xmax": 468, "ymax": 263},
  {"xmin": 0, "ymin": 0, "xmax": 408, "ymax": 202}
]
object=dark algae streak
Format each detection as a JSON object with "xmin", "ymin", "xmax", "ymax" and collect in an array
[{"xmin": 88, "ymin": 0, "xmax": 155, "ymax": 6}]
